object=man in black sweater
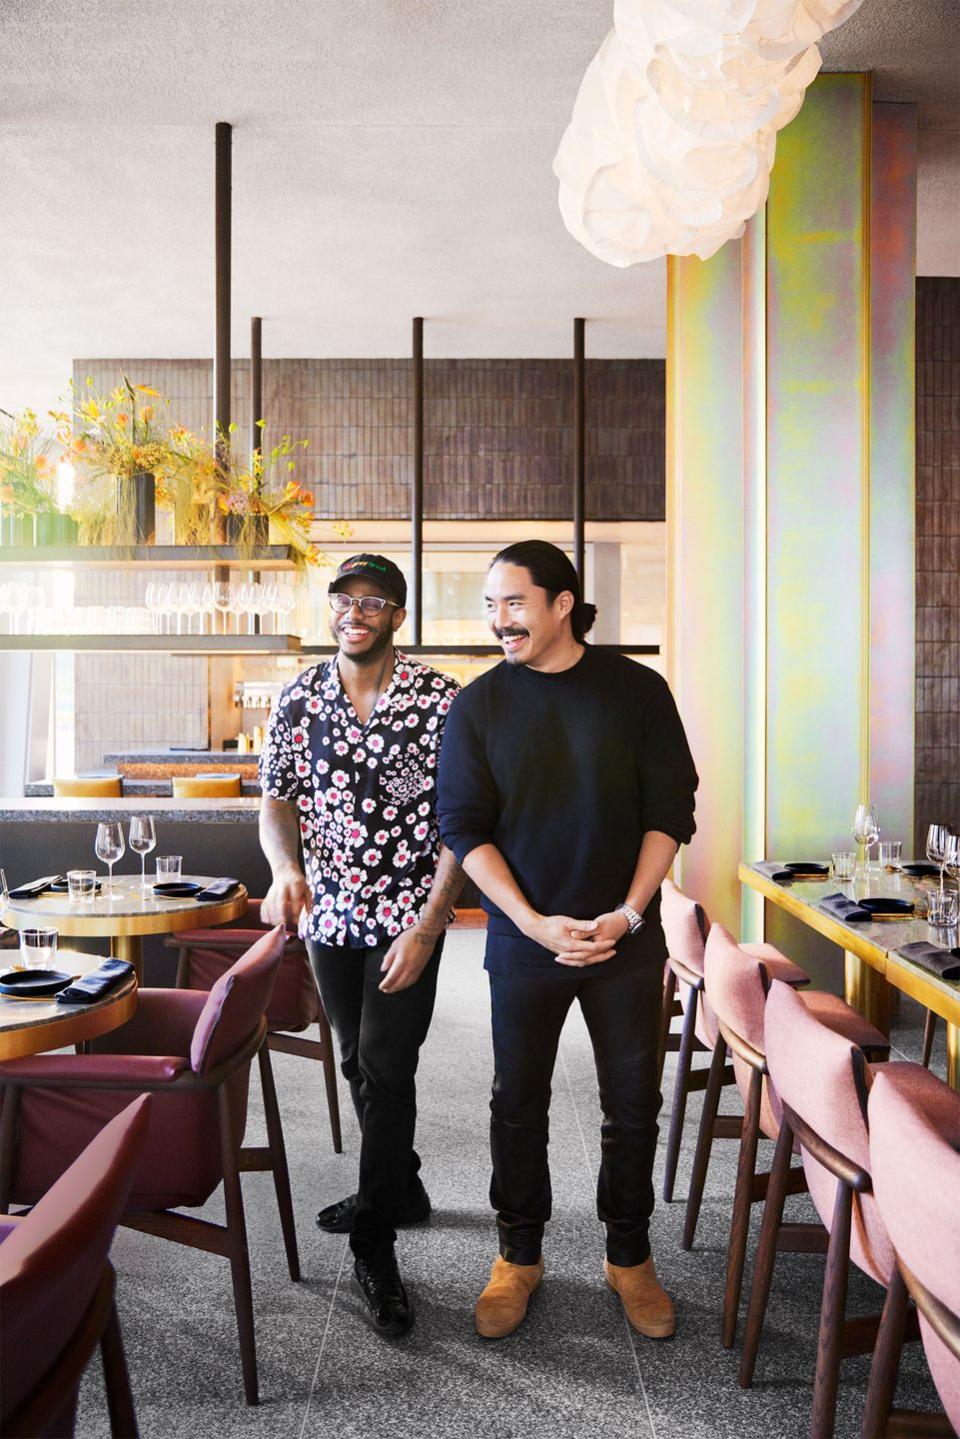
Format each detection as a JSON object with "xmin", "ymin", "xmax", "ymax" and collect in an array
[{"xmin": 436, "ymin": 540, "xmax": 697, "ymax": 1341}]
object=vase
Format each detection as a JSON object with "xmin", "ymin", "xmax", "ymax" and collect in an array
[
  {"xmin": 56, "ymin": 512, "xmax": 78, "ymax": 545},
  {"xmin": 8, "ymin": 514, "xmax": 35, "ymax": 546},
  {"xmin": 117, "ymin": 472, "xmax": 155, "ymax": 544},
  {"xmin": 224, "ymin": 513, "xmax": 244, "ymax": 545},
  {"xmin": 250, "ymin": 514, "xmax": 269, "ymax": 547},
  {"xmin": 36, "ymin": 513, "xmax": 59, "ymax": 547}
]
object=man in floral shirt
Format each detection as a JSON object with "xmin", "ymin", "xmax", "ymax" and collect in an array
[{"xmin": 259, "ymin": 554, "xmax": 462, "ymax": 1338}]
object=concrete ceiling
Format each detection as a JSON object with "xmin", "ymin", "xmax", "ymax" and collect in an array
[{"xmin": 1, "ymin": 0, "xmax": 956, "ymax": 413}]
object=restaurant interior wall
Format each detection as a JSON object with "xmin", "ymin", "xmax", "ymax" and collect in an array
[{"xmin": 915, "ymin": 275, "xmax": 960, "ymax": 855}]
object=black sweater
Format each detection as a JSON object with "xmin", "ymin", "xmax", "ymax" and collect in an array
[{"xmin": 436, "ymin": 648, "xmax": 698, "ymax": 967}]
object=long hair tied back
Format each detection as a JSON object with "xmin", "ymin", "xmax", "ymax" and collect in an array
[{"xmin": 491, "ymin": 540, "xmax": 598, "ymax": 643}]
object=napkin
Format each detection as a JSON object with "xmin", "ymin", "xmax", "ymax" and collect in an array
[
  {"xmin": 818, "ymin": 892, "xmax": 871, "ymax": 923},
  {"xmin": 55, "ymin": 958, "xmax": 134, "ymax": 1005},
  {"xmin": 754, "ymin": 861, "xmax": 794, "ymax": 883},
  {"xmin": 6, "ymin": 875, "xmax": 62, "ymax": 899},
  {"xmin": 896, "ymin": 941, "xmax": 960, "ymax": 982},
  {"xmin": 194, "ymin": 877, "xmax": 242, "ymax": 901}
]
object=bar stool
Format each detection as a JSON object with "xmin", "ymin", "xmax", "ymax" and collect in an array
[
  {"xmin": 53, "ymin": 776, "xmax": 122, "ymax": 798},
  {"xmin": 740, "ymin": 979, "xmax": 903, "ymax": 1436},
  {"xmin": 172, "ymin": 774, "xmax": 242, "ymax": 798},
  {"xmin": 702, "ymin": 924, "xmax": 890, "ymax": 1351},
  {"xmin": 863, "ymin": 1064, "xmax": 960, "ymax": 1439}
]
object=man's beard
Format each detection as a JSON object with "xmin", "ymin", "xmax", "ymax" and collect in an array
[{"xmin": 335, "ymin": 622, "xmax": 394, "ymax": 664}]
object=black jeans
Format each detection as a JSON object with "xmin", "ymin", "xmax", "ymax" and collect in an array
[
  {"xmin": 488, "ymin": 951, "xmax": 662, "ymax": 1267},
  {"xmin": 307, "ymin": 936, "xmax": 444, "ymax": 1259}
]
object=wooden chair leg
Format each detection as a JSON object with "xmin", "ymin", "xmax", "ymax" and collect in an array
[
  {"xmin": 682, "ymin": 1035, "xmax": 727, "ymax": 1251},
  {"xmin": 316, "ymin": 1010, "xmax": 343, "ymax": 1155},
  {"xmin": 100, "ymin": 1298, "xmax": 139, "ymax": 1439},
  {"xmin": 921, "ymin": 1010, "xmax": 937, "ymax": 1070},
  {"xmin": 861, "ymin": 1266, "xmax": 909, "ymax": 1439},
  {"xmin": 0, "ymin": 1084, "xmax": 21, "ymax": 1214},
  {"xmin": 217, "ymin": 1085, "xmax": 258, "ymax": 1406},
  {"xmin": 811, "ymin": 1178, "xmax": 853, "ymax": 1439},
  {"xmin": 657, "ymin": 965, "xmax": 678, "ymax": 1086},
  {"xmin": 739, "ymin": 1116, "xmax": 794, "ymax": 1387},
  {"xmin": 663, "ymin": 988, "xmax": 698, "ymax": 1203},
  {"xmin": 722, "ymin": 1064, "xmax": 763, "ymax": 1349},
  {"xmin": 257, "ymin": 1044, "xmax": 301, "ymax": 1283}
]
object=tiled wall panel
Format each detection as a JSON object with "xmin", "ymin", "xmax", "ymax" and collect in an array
[{"xmin": 915, "ymin": 277, "xmax": 960, "ymax": 852}]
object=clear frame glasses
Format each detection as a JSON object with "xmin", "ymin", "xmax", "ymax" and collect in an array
[{"xmin": 328, "ymin": 593, "xmax": 398, "ymax": 617}]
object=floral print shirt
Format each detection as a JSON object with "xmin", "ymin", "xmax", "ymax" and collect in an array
[{"xmin": 259, "ymin": 654, "xmax": 460, "ymax": 947}]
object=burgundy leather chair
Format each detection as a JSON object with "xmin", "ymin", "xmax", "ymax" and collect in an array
[
  {"xmin": 166, "ymin": 899, "xmax": 342, "ymax": 1153},
  {"xmin": 863, "ymin": 1063, "xmax": 960, "ymax": 1439},
  {"xmin": 658, "ymin": 878, "xmax": 808, "ymax": 1227},
  {"xmin": 0, "ymin": 1094, "xmax": 151, "ymax": 1439},
  {"xmin": 0, "ymin": 926, "xmax": 296, "ymax": 1407},
  {"xmin": 701, "ymin": 924, "xmax": 890, "ymax": 1353}
]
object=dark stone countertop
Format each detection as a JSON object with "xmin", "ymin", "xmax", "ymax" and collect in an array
[{"xmin": 0, "ymin": 798, "xmax": 262, "ymax": 824}]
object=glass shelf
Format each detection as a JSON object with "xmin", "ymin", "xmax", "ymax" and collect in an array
[
  {"xmin": 0, "ymin": 545, "xmax": 300, "ymax": 570},
  {"xmin": 0, "ymin": 634, "xmax": 302, "ymax": 654}
]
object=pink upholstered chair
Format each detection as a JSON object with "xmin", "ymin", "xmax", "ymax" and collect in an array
[
  {"xmin": 740, "ymin": 979, "xmax": 904, "ymax": 1436},
  {"xmin": 0, "ymin": 926, "xmax": 295, "ymax": 1407},
  {"xmin": 0, "ymin": 1095, "xmax": 151, "ymax": 1439},
  {"xmin": 702, "ymin": 924, "xmax": 890, "ymax": 1353},
  {"xmin": 862, "ymin": 1064, "xmax": 960, "ymax": 1439},
  {"xmin": 167, "ymin": 899, "xmax": 342, "ymax": 1153},
  {"xmin": 659, "ymin": 879, "xmax": 808, "ymax": 1232}
]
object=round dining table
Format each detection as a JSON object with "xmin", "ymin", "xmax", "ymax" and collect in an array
[
  {"xmin": 0, "ymin": 947, "xmax": 138, "ymax": 1061},
  {"xmin": 1, "ymin": 875, "xmax": 248, "ymax": 985}
]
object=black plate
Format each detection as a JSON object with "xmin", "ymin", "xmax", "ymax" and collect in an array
[
  {"xmin": 785, "ymin": 862, "xmax": 830, "ymax": 876},
  {"xmin": 859, "ymin": 898, "xmax": 915, "ymax": 917},
  {"xmin": 152, "ymin": 881, "xmax": 203, "ymax": 898},
  {"xmin": 901, "ymin": 863, "xmax": 939, "ymax": 878},
  {"xmin": 0, "ymin": 969, "xmax": 73, "ymax": 998}
]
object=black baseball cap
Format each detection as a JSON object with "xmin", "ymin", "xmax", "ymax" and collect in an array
[{"xmin": 329, "ymin": 553, "xmax": 407, "ymax": 608}]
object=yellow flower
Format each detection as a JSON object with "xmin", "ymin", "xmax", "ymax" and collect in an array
[{"xmin": 133, "ymin": 385, "xmax": 160, "ymax": 396}]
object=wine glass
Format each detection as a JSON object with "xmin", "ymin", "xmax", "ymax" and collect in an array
[
  {"xmin": 95, "ymin": 821, "xmax": 125, "ymax": 899},
  {"xmin": 129, "ymin": 816, "xmax": 157, "ymax": 891},
  {"xmin": 213, "ymin": 581, "xmax": 232, "ymax": 635},
  {"xmin": 927, "ymin": 823, "xmax": 950, "ymax": 897},
  {"xmin": 852, "ymin": 803, "xmax": 879, "ymax": 870},
  {"xmin": 944, "ymin": 833, "xmax": 960, "ymax": 889}
]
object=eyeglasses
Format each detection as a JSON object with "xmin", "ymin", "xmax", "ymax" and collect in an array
[{"xmin": 328, "ymin": 592, "xmax": 399, "ymax": 616}]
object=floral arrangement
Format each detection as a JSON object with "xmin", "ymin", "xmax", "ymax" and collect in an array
[
  {"xmin": 218, "ymin": 429, "xmax": 320, "ymax": 568},
  {"xmin": 0, "ymin": 408, "xmax": 59, "ymax": 518}
]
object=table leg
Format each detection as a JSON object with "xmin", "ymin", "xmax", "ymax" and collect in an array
[
  {"xmin": 948, "ymin": 1023, "xmax": 959, "ymax": 1093},
  {"xmin": 111, "ymin": 935, "xmax": 143, "ymax": 986},
  {"xmin": 844, "ymin": 951, "xmax": 890, "ymax": 1037}
]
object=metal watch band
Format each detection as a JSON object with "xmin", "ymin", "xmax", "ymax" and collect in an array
[{"xmin": 616, "ymin": 901, "xmax": 645, "ymax": 935}]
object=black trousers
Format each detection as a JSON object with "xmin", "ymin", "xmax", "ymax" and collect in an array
[
  {"xmin": 307, "ymin": 936, "xmax": 444, "ymax": 1259},
  {"xmin": 488, "ymin": 951, "xmax": 663, "ymax": 1267}
]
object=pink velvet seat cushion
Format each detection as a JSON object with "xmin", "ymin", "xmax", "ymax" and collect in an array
[
  {"xmin": 0, "ymin": 1096, "xmax": 151, "ymax": 1425},
  {"xmin": 764, "ymin": 980, "xmax": 895, "ymax": 1284},
  {"xmin": 182, "ymin": 936, "xmax": 319, "ymax": 1034},
  {"xmin": 869, "ymin": 1064, "xmax": 960, "ymax": 1431},
  {"xmin": 189, "ymin": 925, "xmax": 287, "ymax": 1074}
]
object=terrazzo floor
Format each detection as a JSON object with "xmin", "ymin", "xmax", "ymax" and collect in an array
[{"xmin": 75, "ymin": 929, "xmax": 946, "ymax": 1438}]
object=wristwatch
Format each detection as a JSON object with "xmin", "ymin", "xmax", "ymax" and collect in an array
[{"xmin": 615, "ymin": 901, "xmax": 646, "ymax": 935}]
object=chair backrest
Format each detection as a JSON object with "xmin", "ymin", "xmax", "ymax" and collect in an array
[
  {"xmin": 869, "ymin": 1065, "xmax": 960, "ymax": 1431},
  {"xmin": 765, "ymin": 979, "xmax": 893, "ymax": 1282},
  {"xmin": 703, "ymin": 922, "xmax": 768, "ymax": 1054},
  {"xmin": 0, "ymin": 1095, "xmax": 151, "ymax": 1425},
  {"xmin": 189, "ymin": 924, "xmax": 286, "ymax": 1074},
  {"xmin": 173, "ymin": 774, "xmax": 242, "ymax": 799},
  {"xmin": 53, "ymin": 775, "xmax": 122, "ymax": 798},
  {"xmin": 660, "ymin": 878, "xmax": 708, "ymax": 978}
]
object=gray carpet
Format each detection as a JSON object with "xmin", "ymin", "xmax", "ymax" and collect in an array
[{"xmin": 75, "ymin": 930, "xmax": 945, "ymax": 1437}]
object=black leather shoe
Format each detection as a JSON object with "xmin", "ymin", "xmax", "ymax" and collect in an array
[
  {"xmin": 353, "ymin": 1252, "xmax": 414, "ymax": 1337},
  {"xmin": 315, "ymin": 1184, "xmax": 432, "ymax": 1234}
]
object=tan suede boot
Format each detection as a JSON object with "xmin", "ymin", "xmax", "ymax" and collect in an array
[
  {"xmin": 604, "ymin": 1257, "xmax": 675, "ymax": 1339},
  {"xmin": 475, "ymin": 1256, "xmax": 545, "ymax": 1338}
]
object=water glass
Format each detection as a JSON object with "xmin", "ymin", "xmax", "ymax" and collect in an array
[
  {"xmin": 831, "ymin": 851, "xmax": 857, "ymax": 883},
  {"xmin": 20, "ymin": 927, "xmax": 59, "ymax": 970},
  {"xmin": 928, "ymin": 889, "xmax": 960, "ymax": 928},
  {"xmin": 156, "ymin": 855, "xmax": 182, "ymax": 884},
  {"xmin": 878, "ymin": 840, "xmax": 903, "ymax": 872},
  {"xmin": 67, "ymin": 869, "xmax": 97, "ymax": 902}
]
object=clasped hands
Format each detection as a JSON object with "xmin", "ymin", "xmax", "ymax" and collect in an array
[{"xmin": 525, "ymin": 910, "xmax": 630, "ymax": 967}]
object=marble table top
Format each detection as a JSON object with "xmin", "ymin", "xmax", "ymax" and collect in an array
[{"xmin": 0, "ymin": 947, "xmax": 134, "ymax": 1041}]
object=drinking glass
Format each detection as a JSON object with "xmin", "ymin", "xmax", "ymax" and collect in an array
[
  {"xmin": 928, "ymin": 889, "xmax": 959, "ymax": 928},
  {"xmin": 213, "ymin": 581, "xmax": 232, "ymax": 635},
  {"xmin": 129, "ymin": 816, "xmax": 157, "ymax": 890},
  {"xmin": 0, "ymin": 867, "xmax": 8, "ymax": 919},
  {"xmin": 95, "ymin": 821, "xmax": 125, "ymax": 899},
  {"xmin": 926, "ymin": 823, "xmax": 950, "ymax": 896},
  {"xmin": 20, "ymin": 927, "xmax": 58, "ymax": 969},
  {"xmin": 831, "ymin": 851, "xmax": 856, "ymax": 883},
  {"xmin": 67, "ymin": 869, "xmax": 97, "ymax": 902},
  {"xmin": 878, "ymin": 840, "xmax": 902, "ymax": 872},
  {"xmin": 853, "ymin": 803, "xmax": 880, "ymax": 868},
  {"xmin": 156, "ymin": 855, "xmax": 182, "ymax": 884}
]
